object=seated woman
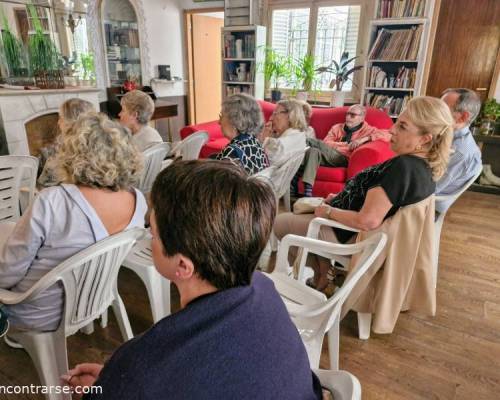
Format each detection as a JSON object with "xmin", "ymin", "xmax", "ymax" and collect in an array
[
  {"xmin": 275, "ymin": 96, "xmax": 454, "ymax": 291},
  {"xmin": 119, "ymin": 90, "xmax": 163, "ymax": 151},
  {"xmin": 215, "ymin": 93, "xmax": 270, "ymax": 175},
  {"xmin": 261, "ymin": 99, "xmax": 309, "ymax": 166},
  {"xmin": 38, "ymin": 98, "xmax": 95, "ymax": 187},
  {"xmin": 0, "ymin": 113, "xmax": 146, "ymax": 332},
  {"xmin": 63, "ymin": 160, "xmax": 322, "ymax": 399}
]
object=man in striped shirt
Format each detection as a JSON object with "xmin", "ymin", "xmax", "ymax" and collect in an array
[{"xmin": 436, "ymin": 88, "xmax": 482, "ymax": 213}]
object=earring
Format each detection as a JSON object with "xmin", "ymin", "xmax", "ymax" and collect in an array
[{"xmin": 415, "ymin": 144, "xmax": 423, "ymax": 151}]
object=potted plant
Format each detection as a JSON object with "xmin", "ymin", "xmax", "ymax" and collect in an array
[
  {"xmin": 27, "ymin": 4, "xmax": 63, "ymax": 88},
  {"xmin": 316, "ymin": 51, "xmax": 363, "ymax": 107},
  {"xmin": 0, "ymin": 8, "xmax": 29, "ymax": 79},
  {"xmin": 291, "ymin": 54, "xmax": 316, "ymax": 101},
  {"xmin": 478, "ymin": 98, "xmax": 500, "ymax": 135},
  {"xmin": 263, "ymin": 47, "xmax": 291, "ymax": 102},
  {"xmin": 77, "ymin": 52, "xmax": 95, "ymax": 86}
]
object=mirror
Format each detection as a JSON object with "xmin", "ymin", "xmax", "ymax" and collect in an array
[
  {"xmin": 101, "ymin": 0, "xmax": 141, "ymax": 87},
  {"xmin": 0, "ymin": 0, "xmax": 93, "ymax": 86}
]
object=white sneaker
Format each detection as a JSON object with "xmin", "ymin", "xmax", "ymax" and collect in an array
[{"xmin": 482, "ymin": 164, "xmax": 500, "ymax": 186}]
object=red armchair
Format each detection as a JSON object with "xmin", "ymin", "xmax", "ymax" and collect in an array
[{"xmin": 180, "ymin": 101, "xmax": 394, "ymax": 197}]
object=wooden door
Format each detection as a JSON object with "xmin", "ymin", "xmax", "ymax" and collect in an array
[
  {"xmin": 191, "ymin": 14, "xmax": 223, "ymax": 124},
  {"xmin": 426, "ymin": 0, "xmax": 500, "ymax": 101}
]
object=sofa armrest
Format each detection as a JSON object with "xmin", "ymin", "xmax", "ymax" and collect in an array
[
  {"xmin": 347, "ymin": 140, "xmax": 394, "ymax": 179},
  {"xmin": 180, "ymin": 120, "xmax": 222, "ymax": 141}
]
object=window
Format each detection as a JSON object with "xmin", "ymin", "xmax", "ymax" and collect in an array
[
  {"xmin": 315, "ymin": 6, "xmax": 361, "ymax": 91},
  {"xmin": 270, "ymin": 2, "xmax": 363, "ymax": 97}
]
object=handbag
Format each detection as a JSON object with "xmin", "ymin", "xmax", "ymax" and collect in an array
[{"xmin": 292, "ymin": 197, "xmax": 324, "ymax": 214}]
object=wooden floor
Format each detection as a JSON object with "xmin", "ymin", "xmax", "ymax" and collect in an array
[{"xmin": 1, "ymin": 191, "xmax": 499, "ymax": 399}]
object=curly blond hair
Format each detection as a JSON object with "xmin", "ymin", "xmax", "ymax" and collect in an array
[
  {"xmin": 404, "ymin": 96, "xmax": 454, "ymax": 180},
  {"xmin": 56, "ymin": 113, "xmax": 143, "ymax": 191}
]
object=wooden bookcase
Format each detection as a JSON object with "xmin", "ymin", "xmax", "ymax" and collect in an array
[
  {"xmin": 361, "ymin": 0, "xmax": 436, "ymax": 118},
  {"xmin": 221, "ymin": 25, "xmax": 266, "ymax": 100}
]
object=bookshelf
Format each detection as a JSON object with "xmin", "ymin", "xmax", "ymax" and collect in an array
[
  {"xmin": 221, "ymin": 25, "xmax": 265, "ymax": 100},
  {"xmin": 362, "ymin": 0, "xmax": 435, "ymax": 118},
  {"xmin": 224, "ymin": 0, "xmax": 262, "ymax": 27}
]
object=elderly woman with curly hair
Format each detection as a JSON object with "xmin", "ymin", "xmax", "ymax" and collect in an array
[
  {"xmin": 215, "ymin": 93, "xmax": 270, "ymax": 175},
  {"xmin": 275, "ymin": 96, "xmax": 454, "ymax": 291},
  {"xmin": 0, "ymin": 113, "xmax": 147, "ymax": 332}
]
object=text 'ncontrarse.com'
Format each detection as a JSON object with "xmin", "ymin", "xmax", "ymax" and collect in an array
[{"xmin": 0, "ymin": 385, "xmax": 102, "ymax": 395}]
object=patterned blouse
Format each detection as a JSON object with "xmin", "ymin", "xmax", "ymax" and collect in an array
[{"xmin": 215, "ymin": 133, "xmax": 270, "ymax": 175}]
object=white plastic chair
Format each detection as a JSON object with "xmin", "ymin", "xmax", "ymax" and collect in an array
[
  {"xmin": 0, "ymin": 228, "xmax": 144, "ymax": 400},
  {"xmin": 0, "ymin": 155, "xmax": 38, "ymax": 222},
  {"xmin": 137, "ymin": 142, "xmax": 171, "ymax": 194},
  {"xmin": 122, "ymin": 233, "xmax": 171, "ymax": 323},
  {"xmin": 433, "ymin": 167, "xmax": 482, "ymax": 287},
  {"xmin": 314, "ymin": 369, "xmax": 362, "ymax": 400},
  {"xmin": 266, "ymin": 231, "xmax": 387, "ymax": 370},
  {"xmin": 162, "ymin": 131, "xmax": 209, "ymax": 169}
]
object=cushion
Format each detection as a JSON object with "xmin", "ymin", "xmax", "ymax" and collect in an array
[
  {"xmin": 316, "ymin": 166, "xmax": 347, "ymax": 183},
  {"xmin": 199, "ymin": 138, "xmax": 229, "ymax": 158}
]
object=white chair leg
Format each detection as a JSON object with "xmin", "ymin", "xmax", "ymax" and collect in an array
[
  {"xmin": 100, "ymin": 308, "xmax": 108, "ymax": 328},
  {"xmin": 357, "ymin": 312, "xmax": 372, "ymax": 340},
  {"xmin": 142, "ymin": 269, "xmax": 171, "ymax": 323},
  {"xmin": 161, "ymin": 278, "xmax": 171, "ymax": 319},
  {"xmin": 111, "ymin": 294, "xmax": 134, "ymax": 341},
  {"xmin": 80, "ymin": 321, "xmax": 94, "ymax": 335},
  {"xmin": 11, "ymin": 330, "xmax": 70, "ymax": 400},
  {"xmin": 283, "ymin": 189, "xmax": 291, "ymax": 212},
  {"xmin": 270, "ymin": 231, "xmax": 278, "ymax": 252},
  {"xmin": 327, "ymin": 317, "xmax": 340, "ymax": 371}
]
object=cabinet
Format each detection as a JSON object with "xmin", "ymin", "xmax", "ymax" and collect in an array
[
  {"xmin": 221, "ymin": 25, "xmax": 265, "ymax": 100},
  {"xmin": 362, "ymin": 0, "xmax": 435, "ymax": 118}
]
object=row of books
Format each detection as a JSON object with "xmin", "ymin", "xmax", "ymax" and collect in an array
[
  {"xmin": 377, "ymin": 0, "xmax": 426, "ymax": 18},
  {"xmin": 368, "ymin": 66, "xmax": 416, "ymax": 88},
  {"xmin": 368, "ymin": 26, "xmax": 423, "ymax": 60},
  {"xmin": 224, "ymin": 34, "xmax": 255, "ymax": 58},
  {"xmin": 366, "ymin": 93, "xmax": 412, "ymax": 116},
  {"xmin": 105, "ymin": 24, "xmax": 140, "ymax": 48},
  {"xmin": 225, "ymin": 85, "xmax": 252, "ymax": 96}
]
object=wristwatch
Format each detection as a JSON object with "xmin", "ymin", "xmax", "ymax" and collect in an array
[{"xmin": 326, "ymin": 206, "xmax": 333, "ymax": 219}]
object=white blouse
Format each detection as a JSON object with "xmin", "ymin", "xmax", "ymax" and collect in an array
[
  {"xmin": 263, "ymin": 128, "xmax": 308, "ymax": 167},
  {"xmin": 0, "ymin": 184, "xmax": 147, "ymax": 331}
]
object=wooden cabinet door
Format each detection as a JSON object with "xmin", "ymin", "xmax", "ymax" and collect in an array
[{"xmin": 426, "ymin": 0, "xmax": 500, "ymax": 101}]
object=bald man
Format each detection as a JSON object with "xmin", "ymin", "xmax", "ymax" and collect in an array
[{"xmin": 293, "ymin": 104, "xmax": 391, "ymax": 197}]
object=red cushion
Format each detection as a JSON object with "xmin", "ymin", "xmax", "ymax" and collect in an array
[
  {"xmin": 348, "ymin": 140, "xmax": 394, "ymax": 179},
  {"xmin": 199, "ymin": 138, "xmax": 229, "ymax": 158},
  {"xmin": 258, "ymin": 100, "xmax": 276, "ymax": 121},
  {"xmin": 316, "ymin": 166, "xmax": 347, "ymax": 183},
  {"xmin": 180, "ymin": 121, "xmax": 223, "ymax": 140}
]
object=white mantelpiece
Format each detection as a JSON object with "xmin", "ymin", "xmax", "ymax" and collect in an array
[{"xmin": 0, "ymin": 88, "xmax": 100, "ymax": 155}]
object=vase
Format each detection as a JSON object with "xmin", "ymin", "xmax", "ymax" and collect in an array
[
  {"xmin": 296, "ymin": 91, "xmax": 308, "ymax": 101},
  {"xmin": 271, "ymin": 89, "xmax": 282, "ymax": 103},
  {"xmin": 330, "ymin": 91, "xmax": 345, "ymax": 107}
]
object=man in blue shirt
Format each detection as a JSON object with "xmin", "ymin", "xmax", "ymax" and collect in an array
[{"xmin": 436, "ymin": 88, "xmax": 482, "ymax": 213}]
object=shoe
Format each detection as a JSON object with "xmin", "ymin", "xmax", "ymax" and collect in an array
[
  {"xmin": 482, "ymin": 164, "xmax": 500, "ymax": 186},
  {"xmin": 4, "ymin": 335, "xmax": 23, "ymax": 349}
]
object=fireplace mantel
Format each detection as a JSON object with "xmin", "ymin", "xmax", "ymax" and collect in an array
[{"xmin": 0, "ymin": 88, "xmax": 100, "ymax": 156}]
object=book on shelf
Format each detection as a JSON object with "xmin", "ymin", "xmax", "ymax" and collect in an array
[
  {"xmin": 225, "ymin": 85, "xmax": 252, "ymax": 97},
  {"xmin": 368, "ymin": 26, "xmax": 423, "ymax": 60},
  {"xmin": 368, "ymin": 65, "xmax": 416, "ymax": 88},
  {"xmin": 223, "ymin": 33, "xmax": 255, "ymax": 58},
  {"xmin": 366, "ymin": 93, "xmax": 412, "ymax": 116},
  {"xmin": 377, "ymin": 0, "xmax": 426, "ymax": 18}
]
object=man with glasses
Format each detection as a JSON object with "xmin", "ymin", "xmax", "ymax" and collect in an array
[{"xmin": 293, "ymin": 104, "xmax": 391, "ymax": 197}]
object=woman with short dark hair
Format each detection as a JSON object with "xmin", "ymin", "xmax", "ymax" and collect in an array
[{"xmin": 64, "ymin": 160, "xmax": 322, "ymax": 400}]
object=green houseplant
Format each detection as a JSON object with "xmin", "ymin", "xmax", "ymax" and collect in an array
[
  {"xmin": 316, "ymin": 51, "xmax": 363, "ymax": 106},
  {"xmin": 77, "ymin": 52, "xmax": 95, "ymax": 85},
  {"xmin": 478, "ymin": 98, "xmax": 500, "ymax": 135},
  {"xmin": 27, "ymin": 4, "xmax": 63, "ymax": 88},
  {"xmin": 291, "ymin": 53, "xmax": 316, "ymax": 101},
  {"xmin": 263, "ymin": 47, "xmax": 292, "ymax": 102},
  {"xmin": 0, "ymin": 8, "xmax": 28, "ymax": 78}
]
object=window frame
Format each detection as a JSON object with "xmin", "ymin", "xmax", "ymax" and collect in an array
[{"xmin": 267, "ymin": 0, "xmax": 368, "ymax": 103}]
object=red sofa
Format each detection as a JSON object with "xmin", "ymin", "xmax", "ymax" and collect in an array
[{"xmin": 180, "ymin": 101, "xmax": 394, "ymax": 197}]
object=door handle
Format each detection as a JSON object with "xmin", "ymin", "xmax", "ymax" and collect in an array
[{"xmin": 476, "ymin": 88, "xmax": 487, "ymax": 91}]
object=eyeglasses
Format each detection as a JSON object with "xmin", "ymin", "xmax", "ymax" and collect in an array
[
  {"xmin": 346, "ymin": 112, "xmax": 362, "ymax": 118},
  {"xmin": 272, "ymin": 110, "xmax": 288, "ymax": 116}
]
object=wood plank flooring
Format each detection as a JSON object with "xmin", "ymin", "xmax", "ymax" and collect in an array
[{"xmin": 0, "ymin": 191, "xmax": 499, "ymax": 399}]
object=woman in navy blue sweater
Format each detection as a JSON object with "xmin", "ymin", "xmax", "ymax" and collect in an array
[{"xmin": 63, "ymin": 160, "xmax": 322, "ymax": 400}]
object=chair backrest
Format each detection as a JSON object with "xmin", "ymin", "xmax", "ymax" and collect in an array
[
  {"xmin": 11, "ymin": 228, "xmax": 144, "ymax": 336},
  {"xmin": 269, "ymin": 149, "xmax": 306, "ymax": 199},
  {"xmin": 313, "ymin": 369, "xmax": 361, "ymax": 400},
  {"xmin": 0, "ymin": 155, "xmax": 39, "ymax": 223},
  {"xmin": 171, "ymin": 131, "xmax": 209, "ymax": 160},
  {"xmin": 273, "ymin": 232, "xmax": 387, "ymax": 367},
  {"xmin": 137, "ymin": 142, "xmax": 170, "ymax": 193}
]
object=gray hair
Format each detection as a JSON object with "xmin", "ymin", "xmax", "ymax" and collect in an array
[
  {"xmin": 222, "ymin": 93, "xmax": 263, "ymax": 137},
  {"xmin": 121, "ymin": 90, "xmax": 155, "ymax": 125},
  {"xmin": 349, "ymin": 104, "xmax": 366, "ymax": 116},
  {"xmin": 277, "ymin": 99, "xmax": 308, "ymax": 131},
  {"xmin": 441, "ymin": 88, "xmax": 481, "ymax": 124}
]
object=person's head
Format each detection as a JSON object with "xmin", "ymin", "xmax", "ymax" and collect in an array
[
  {"xmin": 345, "ymin": 104, "xmax": 366, "ymax": 128},
  {"xmin": 270, "ymin": 99, "xmax": 308, "ymax": 136},
  {"xmin": 57, "ymin": 112, "xmax": 143, "ymax": 190},
  {"xmin": 150, "ymin": 160, "xmax": 276, "ymax": 293},
  {"xmin": 389, "ymin": 96, "xmax": 454, "ymax": 180},
  {"xmin": 218, "ymin": 93, "xmax": 263, "ymax": 140},
  {"xmin": 299, "ymin": 100, "xmax": 313, "ymax": 125},
  {"xmin": 441, "ymin": 88, "xmax": 481, "ymax": 129},
  {"xmin": 58, "ymin": 98, "xmax": 95, "ymax": 133},
  {"xmin": 119, "ymin": 90, "xmax": 155, "ymax": 131}
]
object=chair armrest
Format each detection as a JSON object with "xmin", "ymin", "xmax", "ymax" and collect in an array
[
  {"xmin": 306, "ymin": 217, "xmax": 360, "ymax": 240},
  {"xmin": 0, "ymin": 287, "xmax": 31, "ymax": 305}
]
